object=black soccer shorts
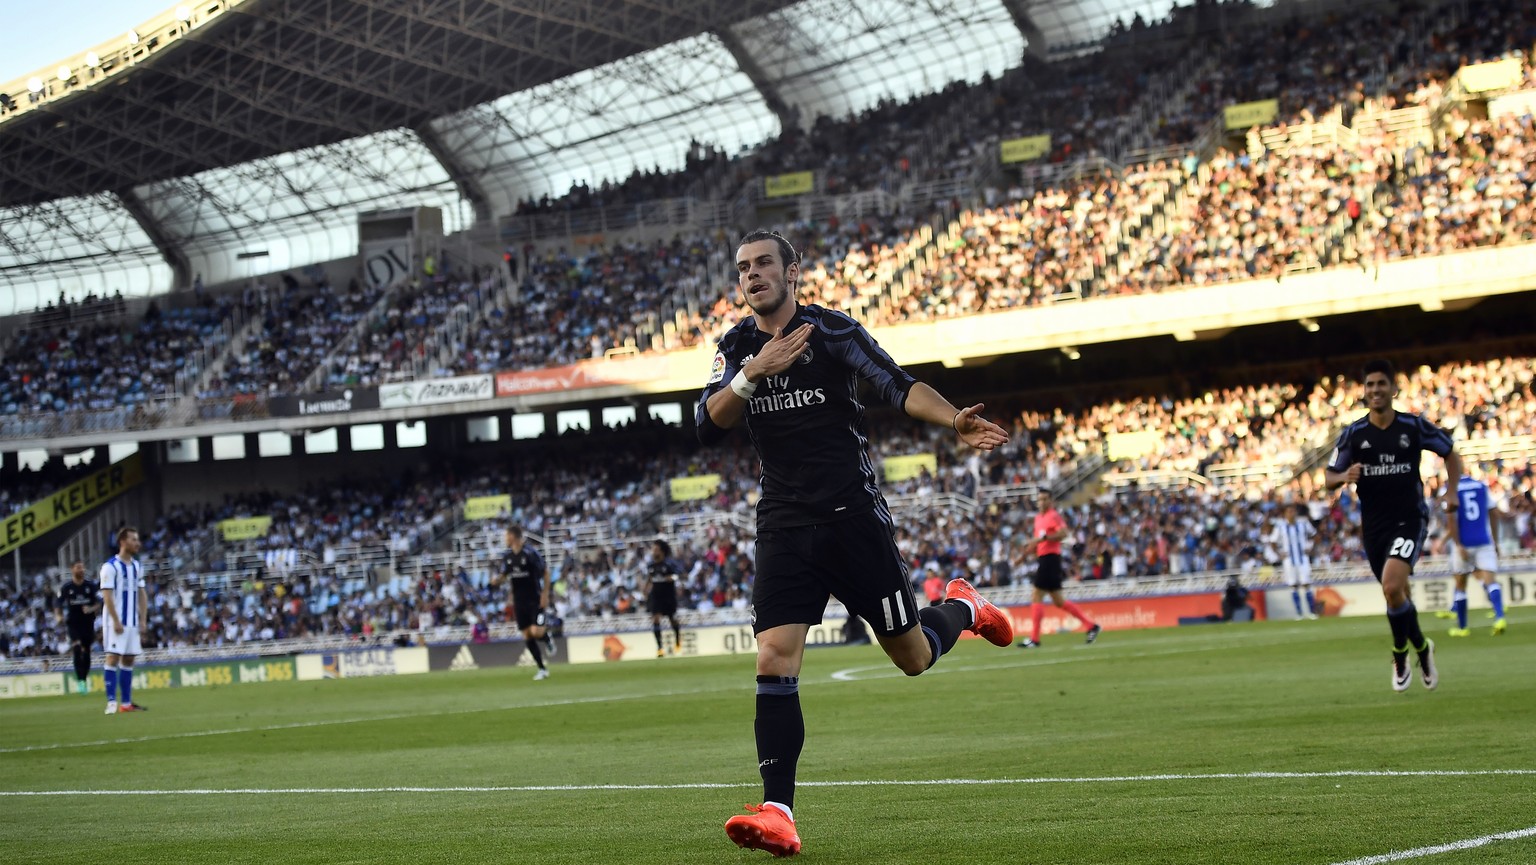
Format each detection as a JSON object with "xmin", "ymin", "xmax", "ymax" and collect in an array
[
  {"xmin": 647, "ymin": 582, "xmax": 678, "ymax": 617},
  {"xmin": 511, "ymin": 582, "xmax": 546, "ymax": 630},
  {"xmin": 1031, "ymin": 554, "xmax": 1065, "ymax": 592},
  {"xmin": 751, "ymin": 510, "xmax": 920, "ymax": 638},
  {"xmin": 1363, "ymin": 517, "xmax": 1427, "ymax": 581}
]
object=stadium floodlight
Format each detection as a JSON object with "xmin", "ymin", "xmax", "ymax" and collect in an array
[
  {"xmin": 1060, "ymin": 346, "xmax": 1082, "ymax": 361},
  {"xmin": 27, "ymin": 77, "xmax": 43, "ymax": 93},
  {"xmin": 57, "ymin": 66, "xmax": 71, "ymax": 82},
  {"xmin": 176, "ymin": 5, "xmax": 193, "ymax": 22},
  {"xmin": 1299, "ymin": 318, "xmax": 1320, "ymax": 333},
  {"xmin": 127, "ymin": 30, "xmax": 140, "ymax": 45},
  {"xmin": 86, "ymin": 52, "xmax": 101, "ymax": 68}
]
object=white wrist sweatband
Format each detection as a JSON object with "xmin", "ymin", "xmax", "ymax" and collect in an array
[{"xmin": 730, "ymin": 370, "xmax": 759, "ymax": 399}]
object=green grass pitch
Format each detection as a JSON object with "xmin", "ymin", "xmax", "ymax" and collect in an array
[{"xmin": 3, "ymin": 612, "xmax": 1534, "ymax": 865}]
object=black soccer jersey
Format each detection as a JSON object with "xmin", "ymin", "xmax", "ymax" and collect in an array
[
  {"xmin": 1327, "ymin": 411, "xmax": 1454, "ymax": 531},
  {"xmin": 646, "ymin": 558, "xmax": 682, "ymax": 585},
  {"xmin": 696, "ymin": 303, "xmax": 917, "ymax": 529},
  {"xmin": 58, "ymin": 580, "xmax": 99, "ymax": 627},
  {"xmin": 501, "ymin": 546, "xmax": 546, "ymax": 588}
]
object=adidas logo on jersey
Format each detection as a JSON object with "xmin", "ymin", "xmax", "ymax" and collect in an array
[
  {"xmin": 450, "ymin": 645, "xmax": 478, "ymax": 671},
  {"xmin": 1360, "ymin": 440, "xmax": 1372, "ymax": 449}
]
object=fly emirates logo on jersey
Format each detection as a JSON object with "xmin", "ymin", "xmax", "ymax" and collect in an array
[
  {"xmin": 742, "ymin": 353, "xmax": 826, "ymax": 415},
  {"xmin": 1361, "ymin": 451, "xmax": 1414, "ymax": 477}
]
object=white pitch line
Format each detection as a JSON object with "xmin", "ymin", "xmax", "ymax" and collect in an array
[
  {"xmin": 0, "ymin": 686, "xmax": 724, "ymax": 755},
  {"xmin": 0, "ymin": 623, "xmax": 1486, "ymax": 757},
  {"xmin": 4, "ymin": 769, "xmax": 1535, "ymax": 796},
  {"xmin": 3, "ymin": 630, "xmax": 1282, "ymax": 755},
  {"xmin": 1328, "ymin": 825, "xmax": 1536, "ymax": 864}
]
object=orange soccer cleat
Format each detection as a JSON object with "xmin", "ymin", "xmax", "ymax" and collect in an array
[
  {"xmin": 725, "ymin": 803, "xmax": 801, "ymax": 857},
  {"xmin": 944, "ymin": 578, "xmax": 1014, "ymax": 647}
]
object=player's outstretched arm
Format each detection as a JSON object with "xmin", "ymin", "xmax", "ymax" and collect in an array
[{"xmin": 902, "ymin": 383, "xmax": 1009, "ymax": 451}]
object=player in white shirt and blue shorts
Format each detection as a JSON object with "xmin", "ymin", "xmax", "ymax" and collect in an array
[
  {"xmin": 1269, "ymin": 503, "xmax": 1318, "ymax": 619},
  {"xmin": 100, "ymin": 526, "xmax": 149, "ymax": 714},
  {"xmin": 1446, "ymin": 475, "xmax": 1506, "ymax": 637}
]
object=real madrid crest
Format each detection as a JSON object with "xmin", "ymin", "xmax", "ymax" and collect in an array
[{"xmin": 1399, "ymin": 433, "xmax": 1410, "ymax": 449}]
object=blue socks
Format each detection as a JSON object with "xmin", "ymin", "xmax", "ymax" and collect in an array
[
  {"xmin": 1486, "ymin": 583, "xmax": 1505, "ymax": 618},
  {"xmin": 1453, "ymin": 590, "xmax": 1469, "ymax": 629},
  {"xmin": 119, "ymin": 667, "xmax": 132, "ymax": 706},
  {"xmin": 104, "ymin": 665, "xmax": 118, "ymax": 702}
]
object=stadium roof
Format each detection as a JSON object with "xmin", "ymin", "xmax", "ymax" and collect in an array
[{"xmin": 0, "ymin": 0, "xmax": 1171, "ymax": 311}]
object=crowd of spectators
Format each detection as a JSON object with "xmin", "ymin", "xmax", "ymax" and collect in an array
[
  {"xmin": 6, "ymin": 351, "xmax": 1532, "ymax": 658},
  {"xmin": 11, "ymin": 2, "xmax": 1536, "ymax": 655},
  {"xmin": 513, "ymin": 140, "xmax": 731, "ymax": 217},
  {"xmin": 448, "ymin": 235, "xmax": 731, "ymax": 372},
  {"xmin": 1354, "ymin": 112, "xmax": 1536, "ymax": 262},
  {"xmin": 316, "ymin": 268, "xmax": 503, "ymax": 387},
  {"xmin": 0, "ymin": 298, "xmax": 241, "ymax": 419},
  {"xmin": 6, "ymin": 0, "xmax": 1536, "ymax": 423},
  {"xmin": 197, "ymin": 276, "xmax": 381, "ymax": 400}
]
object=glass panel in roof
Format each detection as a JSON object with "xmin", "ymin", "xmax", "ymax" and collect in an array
[
  {"xmin": 434, "ymin": 34, "xmax": 778, "ymax": 215},
  {"xmin": 0, "ymin": 193, "xmax": 170, "ymax": 315},
  {"xmin": 1023, "ymin": 0, "xmax": 1184, "ymax": 52},
  {"xmin": 731, "ymin": 0, "xmax": 1025, "ymax": 125},
  {"xmin": 135, "ymin": 128, "xmax": 468, "ymax": 284}
]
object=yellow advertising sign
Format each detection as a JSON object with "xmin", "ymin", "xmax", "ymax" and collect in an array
[
  {"xmin": 1223, "ymin": 98, "xmax": 1279, "ymax": 130},
  {"xmin": 999, "ymin": 134, "xmax": 1052, "ymax": 164},
  {"xmin": 464, "ymin": 494, "xmax": 512, "ymax": 521},
  {"xmin": 1106, "ymin": 430, "xmax": 1164, "ymax": 462},
  {"xmin": 0, "ymin": 454, "xmax": 145, "ymax": 557},
  {"xmin": 883, "ymin": 453, "xmax": 937, "ymax": 483},
  {"xmin": 764, "ymin": 171, "xmax": 815, "ymax": 198},
  {"xmin": 218, "ymin": 516, "xmax": 273, "ymax": 542},
  {"xmin": 1458, "ymin": 57, "xmax": 1522, "ymax": 93},
  {"xmin": 669, "ymin": 474, "xmax": 722, "ymax": 502}
]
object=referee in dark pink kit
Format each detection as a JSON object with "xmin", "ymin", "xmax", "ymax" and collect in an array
[
  {"xmin": 1018, "ymin": 488, "xmax": 1100, "ymax": 649},
  {"xmin": 696, "ymin": 229, "xmax": 1016, "ymax": 857}
]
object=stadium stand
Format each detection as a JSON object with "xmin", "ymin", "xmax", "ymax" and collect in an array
[
  {"xmin": 4, "ymin": 0, "xmax": 1536, "ymax": 670},
  {"xmin": 197, "ymin": 277, "xmax": 382, "ymax": 400},
  {"xmin": 3, "ymin": 348, "xmax": 1531, "ymax": 659},
  {"xmin": 0, "ymin": 296, "xmax": 250, "ymax": 435}
]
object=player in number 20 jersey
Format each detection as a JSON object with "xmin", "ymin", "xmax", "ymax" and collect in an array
[{"xmin": 1325, "ymin": 359, "xmax": 1462, "ymax": 693}]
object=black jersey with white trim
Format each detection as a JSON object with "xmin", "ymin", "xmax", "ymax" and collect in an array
[
  {"xmin": 58, "ymin": 580, "xmax": 99, "ymax": 627},
  {"xmin": 646, "ymin": 558, "xmax": 682, "ymax": 585},
  {"xmin": 500, "ymin": 546, "xmax": 546, "ymax": 589},
  {"xmin": 696, "ymin": 303, "xmax": 917, "ymax": 530},
  {"xmin": 1326, "ymin": 411, "xmax": 1454, "ymax": 532}
]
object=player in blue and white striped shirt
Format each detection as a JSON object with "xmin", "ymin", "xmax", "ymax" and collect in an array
[
  {"xmin": 1446, "ymin": 475, "xmax": 1507, "ymax": 637},
  {"xmin": 99, "ymin": 526, "xmax": 148, "ymax": 714},
  {"xmin": 1268, "ymin": 503, "xmax": 1318, "ymax": 619}
]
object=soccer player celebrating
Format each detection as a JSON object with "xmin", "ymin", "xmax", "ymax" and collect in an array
[
  {"xmin": 1325, "ymin": 359, "xmax": 1461, "ymax": 692},
  {"xmin": 1446, "ymin": 473, "xmax": 1507, "ymax": 637},
  {"xmin": 644, "ymin": 540, "xmax": 684, "ymax": 657},
  {"xmin": 697, "ymin": 229, "xmax": 1014, "ymax": 857},
  {"xmin": 100, "ymin": 527, "xmax": 148, "ymax": 713},
  {"xmin": 57, "ymin": 560, "xmax": 100, "ymax": 694},
  {"xmin": 500, "ymin": 525, "xmax": 552, "ymax": 680}
]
